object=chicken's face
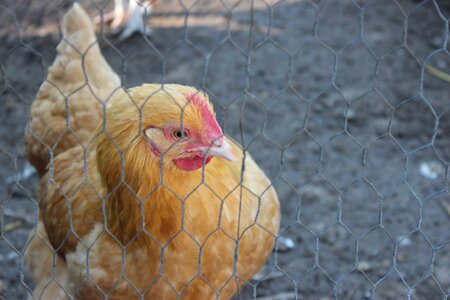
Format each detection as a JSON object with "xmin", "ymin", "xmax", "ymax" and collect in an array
[{"xmin": 142, "ymin": 92, "xmax": 235, "ymax": 171}]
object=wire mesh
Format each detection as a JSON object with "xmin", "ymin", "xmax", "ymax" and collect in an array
[{"xmin": 1, "ymin": 0, "xmax": 450, "ymax": 299}]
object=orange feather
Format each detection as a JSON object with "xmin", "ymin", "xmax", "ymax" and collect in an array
[{"xmin": 25, "ymin": 4, "xmax": 280, "ymax": 300}]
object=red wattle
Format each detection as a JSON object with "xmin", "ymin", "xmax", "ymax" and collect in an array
[{"xmin": 173, "ymin": 156, "xmax": 212, "ymax": 171}]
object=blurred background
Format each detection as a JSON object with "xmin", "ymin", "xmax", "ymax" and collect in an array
[{"xmin": 1, "ymin": 0, "xmax": 450, "ymax": 299}]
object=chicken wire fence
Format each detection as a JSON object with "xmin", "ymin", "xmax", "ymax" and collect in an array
[{"xmin": 1, "ymin": 0, "xmax": 450, "ymax": 299}]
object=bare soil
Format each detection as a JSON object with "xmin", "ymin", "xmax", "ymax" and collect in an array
[{"xmin": 1, "ymin": 0, "xmax": 450, "ymax": 299}]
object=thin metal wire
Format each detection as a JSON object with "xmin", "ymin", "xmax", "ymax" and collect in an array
[{"xmin": 0, "ymin": 0, "xmax": 449, "ymax": 299}]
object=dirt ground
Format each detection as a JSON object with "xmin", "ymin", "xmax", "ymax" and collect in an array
[{"xmin": 1, "ymin": 0, "xmax": 450, "ymax": 299}]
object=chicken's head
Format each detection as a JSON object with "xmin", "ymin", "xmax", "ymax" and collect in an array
[
  {"xmin": 98, "ymin": 84, "xmax": 235, "ymax": 174},
  {"xmin": 143, "ymin": 90, "xmax": 235, "ymax": 171}
]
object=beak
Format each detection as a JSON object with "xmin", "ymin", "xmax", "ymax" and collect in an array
[{"xmin": 199, "ymin": 139, "xmax": 235, "ymax": 162}]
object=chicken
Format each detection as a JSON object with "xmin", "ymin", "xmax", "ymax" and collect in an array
[
  {"xmin": 25, "ymin": 3, "xmax": 280, "ymax": 300},
  {"xmin": 25, "ymin": 3, "xmax": 121, "ymax": 176},
  {"xmin": 94, "ymin": 0, "xmax": 154, "ymax": 40}
]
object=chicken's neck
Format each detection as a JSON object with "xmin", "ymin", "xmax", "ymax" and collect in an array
[{"xmin": 103, "ymin": 153, "xmax": 201, "ymax": 247}]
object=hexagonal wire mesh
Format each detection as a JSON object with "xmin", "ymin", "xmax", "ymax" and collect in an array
[{"xmin": 1, "ymin": 0, "xmax": 450, "ymax": 299}]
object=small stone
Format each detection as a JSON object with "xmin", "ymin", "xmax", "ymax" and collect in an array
[
  {"xmin": 341, "ymin": 88, "xmax": 364, "ymax": 101},
  {"xmin": 22, "ymin": 162, "xmax": 36, "ymax": 179},
  {"xmin": 382, "ymin": 259, "xmax": 391, "ymax": 267},
  {"xmin": 277, "ymin": 237, "xmax": 295, "ymax": 252},
  {"xmin": 258, "ymin": 91, "xmax": 270, "ymax": 103},
  {"xmin": 436, "ymin": 59, "xmax": 448, "ymax": 70},
  {"xmin": 419, "ymin": 161, "xmax": 443, "ymax": 180},
  {"xmin": 399, "ymin": 236, "xmax": 411, "ymax": 246},
  {"xmin": 397, "ymin": 254, "xmax": 407, "ymax": 262},
  {"xmin": 346, "ymin": 108, "xmax": 356, "ymax": 120},
  {"xmin": 358, "ymin": 261, "xmax": 372, "ymax": 271}
]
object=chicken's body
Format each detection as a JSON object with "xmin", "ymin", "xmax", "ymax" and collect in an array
[{"xmin": 25, "ymin": 4, "xmax": 279, "ymax": 300}]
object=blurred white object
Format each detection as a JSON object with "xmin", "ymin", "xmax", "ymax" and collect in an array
[
  {"xmin": 277, "ymin": 236, "xmax": 295, "ymax": 252},
  {"xmin": 6, "ymin": 161, "xmax": 36, "ymax": 185},
  {"xmin": 419, "ymin": 161, "xmax": 443, "ymax": 180},
  {"xmin": 257, "ymin": 292, "xmax": 296, "ymax": 300},
  {"xmin": 252, "ymin": 265, "xmax": 283, "ymax": 281},
  {"xmin": 358, "ymin": 260, "xmax": 372, "ymax": 271},
  {"xmin": 0, "ymin": 251, "xmax": 18, "ymax": 262},
  {"xmin": 399, "ymin": 236, "xmax": 411, "ymax": 246},
  {"xmin": 21, "ymin": 161, "xmax": 35, "ymax": 179},
  {"xmin": 95, "ymin": 0, "xmax": 154, "ymax": 40}
]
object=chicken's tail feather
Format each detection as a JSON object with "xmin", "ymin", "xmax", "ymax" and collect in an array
[
  {"xmin": 62, "ymin": 3, "xmax": 95, "ymax": 45},
  {"xmin": 25, "ymin": 3, "xmax": 120, "ymax": 176}
]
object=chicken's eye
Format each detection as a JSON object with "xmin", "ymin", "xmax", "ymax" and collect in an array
[{"xmin": 172, "ymin": 129, "xmax": 188, "ymax": 139}]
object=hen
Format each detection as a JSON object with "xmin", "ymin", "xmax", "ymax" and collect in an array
[{"xmin": 25, "ymin": 3, "xmax": 280, "ymax": 300}]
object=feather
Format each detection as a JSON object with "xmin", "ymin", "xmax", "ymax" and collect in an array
[{"xmin": 25, "ymin": 4, "xmax": 280, "ymax": 300}]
